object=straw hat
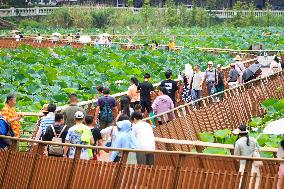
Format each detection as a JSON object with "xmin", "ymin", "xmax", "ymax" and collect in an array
[
  {"xmin": 207, "ymin": 61, "xmax": 214, "ymax": 65},
  {"xmin": 234, "ymin": 55, "xmax": 242, "ymax": 61},
  {"xmin": 217, "ymin": 64, "xmax": 222, "ymax": 68},
  {"xmin": 40, "ymin": 104, "xmax": 48, "ymax": 113}
]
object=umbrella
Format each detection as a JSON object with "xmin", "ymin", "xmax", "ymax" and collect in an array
[
  {"xmin": 242, "ymin": 69, "xmax": 254, "ymax": 81},
  {"xmin": 248, "ymin": 62, "xmax": 261, "ymax": 74},
  {"xmin": 79, "ymin": 35, "xmax": 92, "ymax": 44},
  {"xmin": 263, "ymin": 118, "xmax": 284, "ymax": 135},
  {"xmin": 52, "ymin": 32, "xmax": 61, "ymax": 37}
]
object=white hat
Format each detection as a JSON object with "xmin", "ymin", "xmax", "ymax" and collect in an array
[
  {"xmin": 234, "ymin": 55, "xmax": 242, "ymax": 61},
  {"xmin": 74, "ymin": 111, "xmax": 84, "ymax": 119},
  {"xmin": 207, "ymin": 61, "xmax": 214, "ymax": 65}
]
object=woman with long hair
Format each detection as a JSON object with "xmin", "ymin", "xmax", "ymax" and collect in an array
[
  {"xmin": 128, "ymin": 77, "xmax": 140, "ymax": 109},
  {"xmin": 119, "ymin": 96, "xmax": 133, "ymax": 118},
  {"xmin": 234, "ymin": 124, "xmax": 261, "ymax": 189}
]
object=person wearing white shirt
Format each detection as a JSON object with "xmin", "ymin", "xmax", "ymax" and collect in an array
[
  {"xmin": 191, "ymin": 65, "xmax": 204, "ymax": 102},
  {"xmin": 269, "ymin": 56, "xmax": 282, "ymax": 75},
  {"xmin": 15, "ymin": 34, "xmax": 20, "ymax": 42},
  {"xmin": 131, "ymin": 112, "xmax": 155, "ymax": 165},
  {"xmin": 234, "ymin": 55, "xmax": 245, "ymax": 84},
  {"xmin": 35, "ymin": 33, "xmax": 42, "ymax": 43}
]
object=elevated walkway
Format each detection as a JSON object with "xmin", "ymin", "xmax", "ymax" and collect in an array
[{"xmin": 0, "ymin": 135, "xmax": 283, "ymax": 189}]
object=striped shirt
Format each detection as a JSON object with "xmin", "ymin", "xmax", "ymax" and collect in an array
[{"xmin": 40, "ymin": 112, "xmax": 55, "ymax": 136}]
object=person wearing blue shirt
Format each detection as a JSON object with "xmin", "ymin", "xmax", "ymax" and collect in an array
[{"xmin": 111, "ymin": 120, "xmax": 138, "ymax": 162}]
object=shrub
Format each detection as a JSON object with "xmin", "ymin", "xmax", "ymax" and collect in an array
[{"xmin": 91, "ymin": 8, "xmax": 114, "ymax": 28}]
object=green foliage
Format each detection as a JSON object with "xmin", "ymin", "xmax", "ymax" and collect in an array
[
  {"xmin": 203, "ymin": 147, "xmax": 230, "ymax": 155},
  {"xmin": 249, "ymin": 117, "xmax": 263, "ymax": 127},
  {"xmin": 91, "ymin": 8, "xmax": 114, "ymax": 28},
  {"xmin": 198, "ymin": 132, "xmax": 214, "ymax": 142}
]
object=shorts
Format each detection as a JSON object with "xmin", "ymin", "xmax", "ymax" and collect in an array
[{"xmin": 140, "ymin": 100, "xmax": 152, "ymax": 113}]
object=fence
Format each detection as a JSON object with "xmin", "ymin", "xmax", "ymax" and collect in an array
[
  {"xmin": 0, "ymin": 135, "xmax": 284, "ymax": 189},
  {"xmin": 145, "ymin": 70, "xmax": 284, "ymax": 152},
  {"xmin": 1, "ymin": 7, "xmax": 284, "ymax": 18}
]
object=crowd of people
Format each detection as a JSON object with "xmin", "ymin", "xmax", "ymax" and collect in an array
[{"xmin": 0, "ymin": 54, "xmax": 283, "ymax": 169}]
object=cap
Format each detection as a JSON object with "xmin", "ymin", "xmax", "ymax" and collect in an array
[
  {"xmin": 208, "ymin": 61, "xmax": 213, "ymax": 65},
  {"xmin": 74, "ymin": 111, "xmax": 84, "ymax": 119},
  {"xmin": 40, "ymin": 104, "xmax": 48, "ymax": 113}
]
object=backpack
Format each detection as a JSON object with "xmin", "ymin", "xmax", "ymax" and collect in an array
[
  {"xmin": 99, "ymin": 97, "xmax": 114, "ymax": 123},
  {"xmin": 48, "ymin": 125, "xmax": 67, "ymax": 156},
  {"xmin": 0, "ymin": 115, "xmax": 14, "ymax": 149}
]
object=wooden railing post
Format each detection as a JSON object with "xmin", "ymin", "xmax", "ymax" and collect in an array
[
  {"xmin": 112, "ymin": 151, "xmax": 129, "ymax": 189},
  {"xmin": 172, "ymin": 154, "xmax": 185, "ymax": 189},
  {"xmin": 27, "ymin": 143, "xmax": 45, "ymax": 189},
  {"xmin": 240, "ymin": 159, "xmax": 253, "ymax": 189},
  {"xmin": 0, "ymin": 139, "xmax": 18, "ymax": 188},
  {"xmin": 65, "ymin": 147, "xmax": 82, "ymax": 189}
]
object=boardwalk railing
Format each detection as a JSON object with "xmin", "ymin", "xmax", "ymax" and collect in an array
[
  {"xmin": 0, "ymin": 6, "xmax": 284, "ymax": 18},
  {"xmin": 0, "ymin": 135, "xmax": 284, "ymax": 189},
  {"xmin": 145, "ymin": 70, "xmax": 284, "ymax": 153}
]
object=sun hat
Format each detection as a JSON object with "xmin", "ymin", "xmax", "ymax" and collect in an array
[
  {"xmin": 40, "ymin": 104, "xmax": 49, "ymax": 113},
  {"xmin": 208, "ymin": 61, "xmax": 214, "ymax": 65},
  {"xmin": 74, "ymin": 111, "xmax": 84, "ymax": 119},
  {"xmin": 232, "ymin": 124, "xmax": 249, "ymax": 135},
  {"xmin": 217, "ymin": 64, "xmax": 222, "ymax": 68},
  {"xmin": 234, "ymin": 55, "xmax": 242, "ymax": 61}
]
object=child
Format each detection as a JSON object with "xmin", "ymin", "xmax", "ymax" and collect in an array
[{"xmin": 134, "ymin": 104, "xmax": 142, "ymax": 113}]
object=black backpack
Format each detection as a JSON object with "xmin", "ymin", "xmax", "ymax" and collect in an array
[{"xmin": 99, "ymin": 97, "xmax": 114, "ymax": 123}]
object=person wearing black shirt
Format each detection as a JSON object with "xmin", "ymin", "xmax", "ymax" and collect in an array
[
  {"xmin": 42, "ymin": 113, "xmax": 68, "ymax": 157},
  {"xmin": 85, "ymin": 115, "xmax": 102, "ymax": 160},
  {"xmin": 160, "ymin": 70, "xmax": 178, "ymax": 106},
  {"xmin": 137, "ymin": 73, "xmax": 154, "ymax": 114}
]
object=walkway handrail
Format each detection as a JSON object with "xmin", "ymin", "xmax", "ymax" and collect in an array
[
  {"xmin": 0, "ymin": 135, "xmax": 282, "ymax": 162},
  {"xmin": 1, "ymin": 7, "xmax": 284, "ymax": 18},
  {"xmin": 154, "ymin": 137, "xmax": 277, "ymax": 152}
]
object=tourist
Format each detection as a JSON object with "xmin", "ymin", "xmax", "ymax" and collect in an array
[
  {"xmin": 134, "ymin": 104, "xmax": 142, "ymax": 113},
  {"xmin": 168, "ymin": 40, "xmax": 175, "ymax": 51},
  {"xmin": 35, "ymin": 33, "xmax": 42, "ymax": 43},
  {"xmin": 111, "ymin": 119, "xmax": 138, "ymax": 163},
  {"xmin": 94, "ymin": 87, "xmax": 118, "ymax": 129},
  {"xmin": 101, "ymin": 114, "xmax": 130, "ymax": 152},
  {"xmin": 151, "ymin": 40, "xmax": 158, "ymax": 50},
  {"xmin": 75, "ymin": 30, "xmax": 80, "ymax": 39},
  {"xmin": 128, "ymin": 77, "xmax": 140, "ymax": 109},
  {"xmin": 215, "ymin": 64, "xmax": 224, "ymax": 100},
  {"xmin": 160, "ymin": 70, "xmax": 178, "ymax": 106},
  {"xmin": 85, "ymin": 115, "xmax": 102, "ymax": 160},
  {"xmin": 32, "ymin": 104, "xmax": 49, "ymax": 139},
  {"xmin": 234, "ymin": 55, "xmax": 245, "ymax": 83},
  {"xmin": 269, "ymin": 56, "xmax": 282, "ymax": 75},
  {"xmin": 35, "ymin": 103, "xmax": 56, "ymax": 140},
  {"xmin": 204, "ymin": 61, "xmax": 216, "ymax": 96},
  {"xmin": 131, "ymin": 112, "xmax": 155, "ymax": 165},
  {"xmin": 127, "ymin": 36, "xmax": 133, "ymax": 45},
  {"xmin": 66, "ymin": 34, "xmax": 73, "ymax": 45},
  {"xmin": 277, "ymin": 139, "xmax": 284, "ymax": 188},
  {"xmin": 42, "ymin": 113, "xmax": 68, "ymax": 157},
  {"xmin": 137, "ymin": 73, "xmax": 154, "ymax": 115},
  {"xmin": 227, "ymin": 63, "xmax": 240, "ymax": 89},
  {"xmin": 94, "ymin": 85, "xmax": 104, "ymax": 99},
  {"xmin": 191, "ymin": 65, "xmax": 204, "ymax": 102},
  {"xmin": 64, "ymin": 111, "xmax": 94, "ymax": 160},
  {"xmin": 62, "ymin": 94, "xmax": 85, "ymax": 128},
  {"xmin": 234, "ymin": 124, "xmax": 261, "ymax": 189},
  {"xmin": 181, "ymin": 72, "xmax": 192, "ymax": 103},
  {"xmin": 118, "ymin": 96, "xmax": 134, "ymax": 118},
  {"xmin": 151, "ymin": 87, "xmax": 175, "ymax": 124},
  {"xmin": 15, "ymin": 33, "xmax": 20, "ymax": 42},
  {"xmin": 1, "ymin": 93, "xmax": 23, "ymax": 137}
]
